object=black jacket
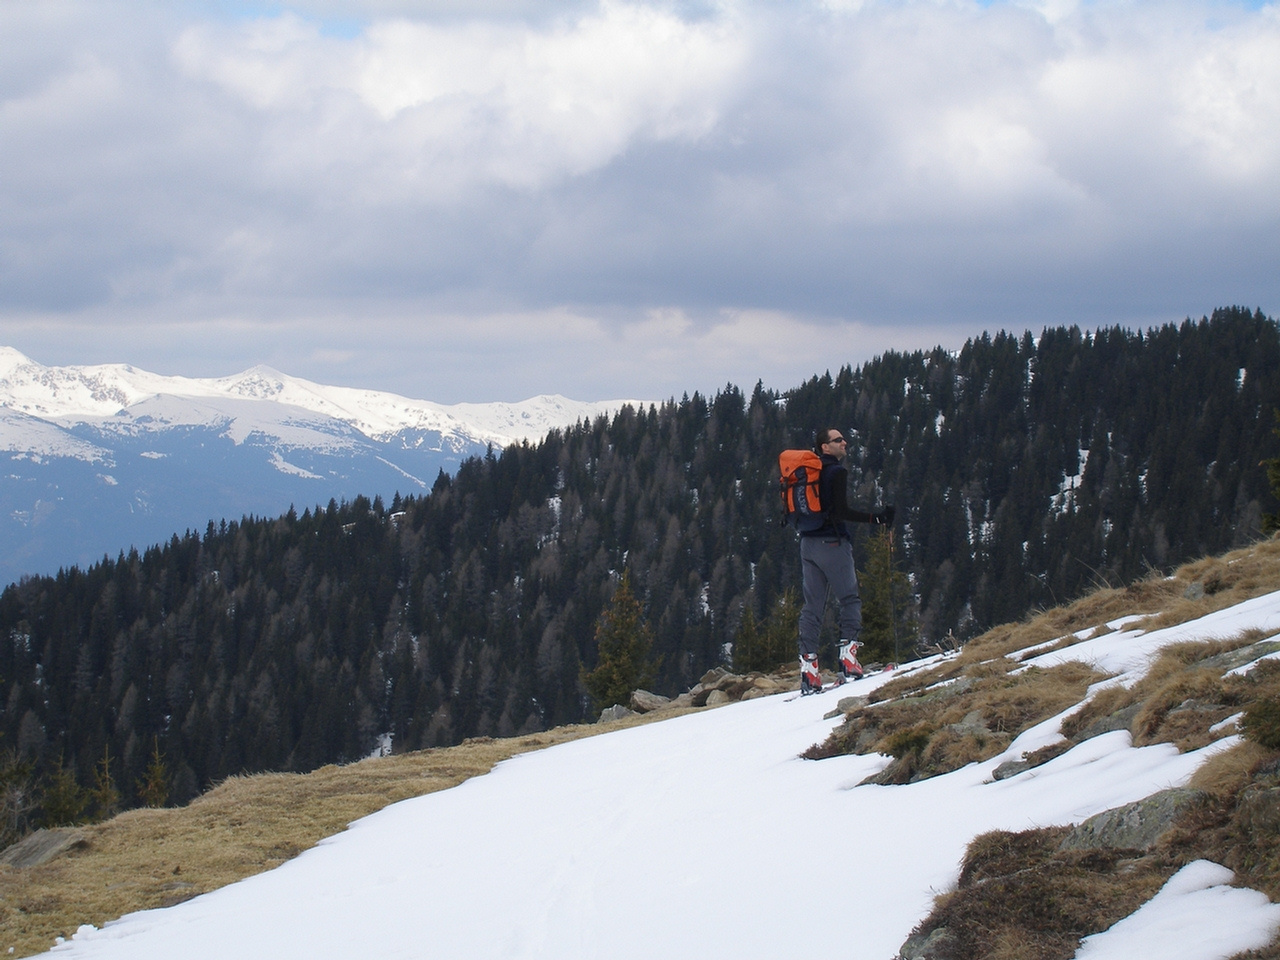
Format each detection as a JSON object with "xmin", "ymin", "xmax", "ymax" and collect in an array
[{"xmin": 802, "ymin": 453, "xmax": 876, "ymax": 539}]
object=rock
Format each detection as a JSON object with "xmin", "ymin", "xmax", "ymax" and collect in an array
[
  {"xmin": 0, "ymin": 827, "xmax": 88, "ymax": 868},
  {"xmin": 597, "ymin": 704, "xmax": 636, "ymax": 724},
  {"xmin": 898, "ymin": 925, "xmax": 957, "ymax": 960},
  {"xmin": 1057, "ymin": 787, "xmax": 1206, "ymax": 852},
  {"xmin": 1236, "ymin": 784, "xmax": 1280, "ymax": 837},
  {"xmin": 630, "ymin": 689, "xmax": 671, "ymax": 713},
  {"xmin": 948, "ymin": 710, "xmax": 991, "ymax": 738},
  {"xmin": 697, "ymin": 667, "xmax": 730, "ymax": 687},
  {"xmin": 825, "ymin": 695, "xmax": 869, "ymax": 720},
  {"xmin": 705, "ymin": 689, "xmax": 731, "ymax": 707},
  {"xmin": 740, "ymin": 677, "xmax": 785, "ymax": 700},
  {"xmin": 992, "ymin": 740, "xmax": 1076, "ymax": 780},
  {"xmin": 160, "ymin": 880, "xmax": 198, "ymax": 908},
  {"xmin": 992, "ymin": 758, "xmax": 1031, "ymax": 781},
  {"xmin": 834, "ymin": 695, "xmax": 869, "ymax": 714},
  {"xmin": 723, "ymin": 678, "xmax": 758, "ymax": 699},
  {"xmin": 1074, "ymin": 702, "xmax": 1143, "ymax": 741},
  {"xmin": 1184, "ymin": 581, "xmax": 1206, "ymax": 601},
  {"xmin": 689, "ymin": 686, "xmax": 714, "ymax": 707},
  {"xmin": 1202, "ymin": 639, "xmax": 1280, "ymax": 674}
]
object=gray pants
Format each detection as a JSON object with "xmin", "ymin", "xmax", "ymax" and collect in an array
[{"xmin": 798, "ymin": 535, "xmax": 861, "ymax": 659}]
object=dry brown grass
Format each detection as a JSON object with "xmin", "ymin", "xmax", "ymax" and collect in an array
[
  {"xmin": 816, "ymin": 537, "xmax": 1280, "ymax": 783},
  {"xmin": 1059, "ymin": 633, "xmax": 1280, "ymax": 756},
  {"xmin": 870, "ymin": 542, "xmax": 1280, "ymax": 960},
  {"xmin": 961, "ymin": 536, "xmax": 1280, "ymax": 665},
  {"xmin": 0, "ymin": 711, "xmax": 693, "ymax": 958},
  {"xmin": 1188, "ymin": 741, "xmax": 1274, "ymax": 796},
  {"xmin": 804, "ymin": 660, "xmax": 1104, "ymax": 781},
  {"xmin": 1160, "ymin": 752, "xmax": 1280, "ymax": 906},
  {"xmin": 907, "ymin": 826, "xmax": 1174, "ymax": 960}
]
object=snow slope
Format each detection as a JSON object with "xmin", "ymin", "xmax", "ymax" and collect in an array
[{"xmin": 42, "ymin": 592, "xmax": 1280, "ymax": 960}]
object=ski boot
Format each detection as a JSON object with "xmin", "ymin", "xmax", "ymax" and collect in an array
[
  {"xmin": 837, "ymin": 639, "xmax": 864, "ymax": 682},
  {"xmin": 800, "ymin": 653, "xmax": 823, "ymax": 695}
]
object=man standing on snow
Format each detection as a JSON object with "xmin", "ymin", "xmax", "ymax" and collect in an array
[{"xmin": 798, "ymin": 428, "xmax": 894, "ymax": 695}]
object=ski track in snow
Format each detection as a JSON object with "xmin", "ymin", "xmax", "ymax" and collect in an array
[{"xmin": 43, "ymin": 592, "xmax": 1280, "ymax": 960}]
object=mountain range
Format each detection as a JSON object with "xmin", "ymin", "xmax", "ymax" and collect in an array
[{"xmin": 0, "ymin": 347, "xmax": 644, "ymax": 584}]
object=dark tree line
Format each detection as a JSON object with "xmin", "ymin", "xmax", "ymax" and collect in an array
[{"xmin": 0, "ymin": 307, "xmax": 1276, "ymax": 824}]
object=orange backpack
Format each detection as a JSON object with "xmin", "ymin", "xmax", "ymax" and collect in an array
[{"xmin": 778, "ymin": 450, "xmax": 826, "ymax": 531}]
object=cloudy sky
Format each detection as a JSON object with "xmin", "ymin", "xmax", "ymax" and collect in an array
[{"xmin": 1, "ymin": 0, "xmax": 1277, "ymax": 403}]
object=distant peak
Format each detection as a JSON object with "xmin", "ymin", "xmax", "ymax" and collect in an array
[
  {"xmin": 221, "ymin": 366, "xmax": 292, "ymax": 398},
  {"xmin": 0, "ymin": 347, "xmax": 37, "ymax": 376}
]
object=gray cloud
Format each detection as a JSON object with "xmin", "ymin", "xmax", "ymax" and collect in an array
[{"xmin": 1, "ymin": 0, "xmax": 1277, "ymax": 401}]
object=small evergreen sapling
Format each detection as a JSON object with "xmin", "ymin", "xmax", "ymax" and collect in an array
[
  {"xmin": 39, "ymin": 755, "xmax": 88, "ymax": 827},
  {"xmin": 732, "ymin": 590, "xmax": 799, "ymax": 674},
  {"xmin": 582, "ymin": 572, "xmax": 658, "ymax": 713},
  {"xmin": 860, "ymin": 528, "xmax": 917, "ymax": 663},
  {"xmin": 137, "ymin": 737, "xmax": 171, "ymax": 809}
]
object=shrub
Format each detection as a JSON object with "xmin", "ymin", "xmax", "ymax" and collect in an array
[
  {"xmin": 1243, "ymin": 698, "xmax": 1280, "ymax": 750},
  {"xmin": 883, "ymin": 722, "xmax": 935, "ymax": 759}
]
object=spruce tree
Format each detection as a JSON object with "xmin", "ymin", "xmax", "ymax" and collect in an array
[
  {"xmin": 137, "ymin": 737, "xmax": 170, "ymax": 808},
  {"xmin": 731, "ymin": 604, "xmax": 762, "ymax": 674},
  {"xmin": 732, "ymin": 591, "xmax": 799, "ymax": 674},
  {"xmin": 89, "ymin": 745, "xmax": 120, "ymax": 822},
  {"xmin": 860, "ymin": 529, "xmax": 916, "ymax": 664},
  {"xmin": 1264, "ymin": 410, "xmax": 1280, "ymax": 535},
  {"xmin": 582, "ymin": 572, "xmax": 657, "ymax": 713},
  {"xmin": 39, "ymin": 756, "xmax": 88, "ymax": 827}
]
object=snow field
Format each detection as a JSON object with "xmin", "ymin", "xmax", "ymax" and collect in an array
[{"xmin": 46, "ymin": 591, "xmax": 1280, "ymax": 960}]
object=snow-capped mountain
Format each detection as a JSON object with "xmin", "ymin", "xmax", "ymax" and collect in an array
[{"xmin": 0, "ymin": 348, "xmax": 647, "ymax": 584}]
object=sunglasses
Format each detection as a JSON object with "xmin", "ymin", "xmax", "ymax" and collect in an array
[{"xmin": 826, "ymin": 436, "xmax": 847, "ymax": 444}]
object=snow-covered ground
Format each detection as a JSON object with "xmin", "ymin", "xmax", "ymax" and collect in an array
[{"xmin": 43, "ymin": 592, "xmax": 1280, "ymax": 960}]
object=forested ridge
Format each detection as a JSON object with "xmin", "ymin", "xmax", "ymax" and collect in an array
[{"xmin": 0, "ymin": 307, "xmax": 1277, "ymax": 820}]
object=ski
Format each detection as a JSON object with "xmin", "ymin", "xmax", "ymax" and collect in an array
[{"xmin": 783, "ymin": 676, "xmax": 862, "ymax": 702}]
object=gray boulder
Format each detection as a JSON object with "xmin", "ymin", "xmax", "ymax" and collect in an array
[
  {"xmin": 0, "ymin": 827, "xmax": 88, "ymax": 868},
  {"xmin": 898, "ymin": 925, "xmax": 958, "ymax": 960},
  {"xmin": 629, "ymin": 689, "xmax": 671, "ymax": 713},
  {"xmin": 1058, "ymin": 787, "xmax": 1205, "ymax": 852},
  {"xmin": 597, "ymin": 704, "xmax": 636, "ymax": 724}
]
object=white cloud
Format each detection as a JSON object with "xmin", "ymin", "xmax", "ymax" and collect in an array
[
  {"xmin": 1, "ymin": 0, "xmax": 1278, "ymax": 402},
  {"xmin": 1172, "ymin": 14, "xmax": 1280, "ymax": 183},
  {"xmin": 172, "ymin": 2, "xmax": 747, "ymax": 191}
]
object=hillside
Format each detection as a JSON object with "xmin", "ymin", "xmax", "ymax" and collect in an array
[
  {"xmin": 1, "ymin": 308, "xmax": 1276, "ymax": 816},
  {"xmin": 3, "ymin": 537, "xmax": 1280, "ymax": 959}
]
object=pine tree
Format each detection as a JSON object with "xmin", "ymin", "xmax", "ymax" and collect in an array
[
  {"xmin": 732, "ymin": 590, "xmax": 799, "ymax": 674},
  {"xmin": 582, "ymin": 572, "xmax": 657, "ymax": 713},
  {"xmin": 89, "ymin": 745, "xmax": 120, "ymax": 822},
  {"xmin": 731, "ymin": 604, "xmax": 762, "ymax": 674},
  {"xmin": 1263, "ymin": 411, "xmax": 1280, "ymax": 535},
  {"xmin": 0, "ymin": 751, "xmax": 34, "ymax": 847},
  {"xmin": 39, "ymin": 756, "xmax": 88, "ymax": 827},
  {"xmin": 860, "ymin": 529, "xmax": 916, "ymax": 664},
  {"xmin": 137, "ymin": 737, "xmax": 170, "ymax": 808}
]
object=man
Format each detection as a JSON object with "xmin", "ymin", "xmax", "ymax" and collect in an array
[{"xmin": 798, "ymin": 428, "xmax": 894, "ymax": 695}]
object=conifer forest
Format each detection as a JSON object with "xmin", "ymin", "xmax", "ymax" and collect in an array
[{"xmin": 0, "ymin": 307, "xmax": 1277, "ymax": 818}]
